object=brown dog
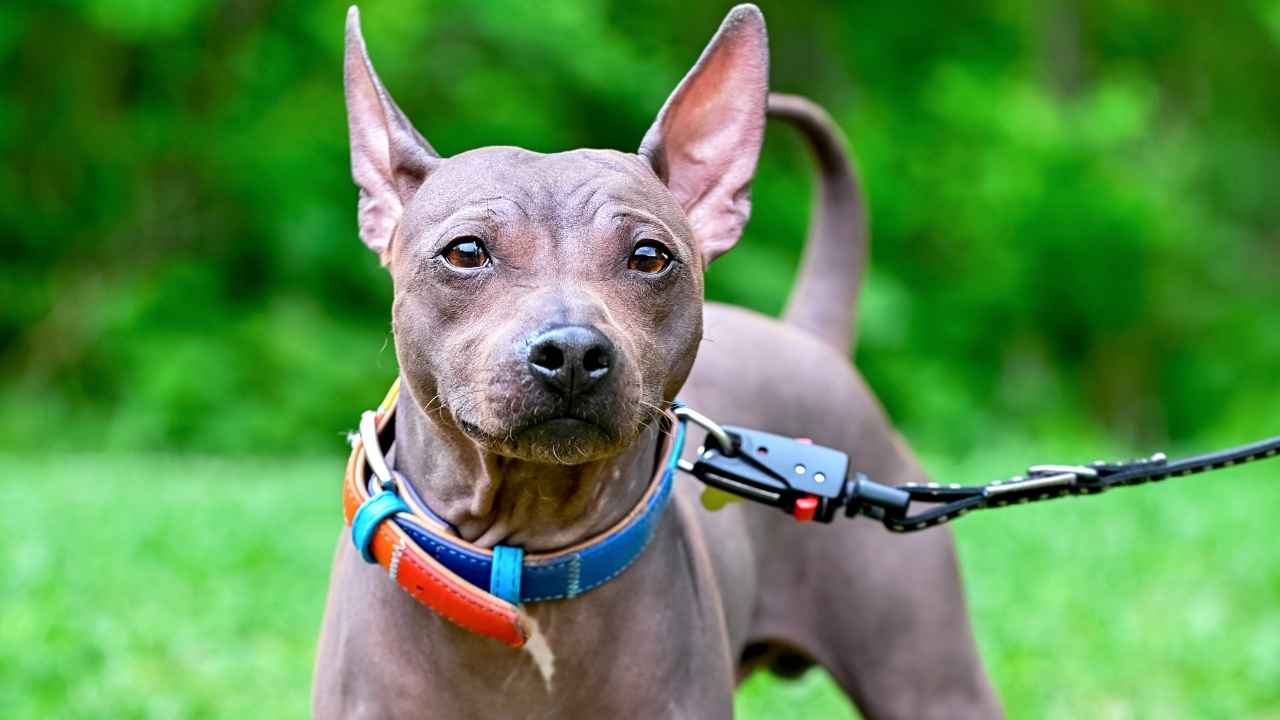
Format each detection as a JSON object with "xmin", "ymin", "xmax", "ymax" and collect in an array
[{"xmin": 314, "ymin": 5, "xmax": 1001, "ymax": 718}]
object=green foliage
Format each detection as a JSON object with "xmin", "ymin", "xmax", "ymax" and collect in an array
[{"xmin": 2, "ymin": 1, "xmax": 1277, "ymax": 453}]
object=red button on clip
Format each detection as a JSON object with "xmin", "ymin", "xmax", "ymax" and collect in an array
[{"xmin": 793, "ymin": 496, "xmax": 818, "ymax": 522}]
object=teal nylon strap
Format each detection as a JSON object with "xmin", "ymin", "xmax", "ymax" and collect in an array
[
  {"xmin": 352, "ymin": 490, "xmax": 409, "ymax": 563},
  {"xmin": 489, "ymin": 545, "xmax": 525, "ymax": 604}
]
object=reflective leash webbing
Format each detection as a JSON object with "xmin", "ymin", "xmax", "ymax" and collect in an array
[{"xmin": 885, "ymin": 435, "xmax": 1280, "ymax": 532}]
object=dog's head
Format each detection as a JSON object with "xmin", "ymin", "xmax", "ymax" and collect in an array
[{"xmin": 344, "ymin": 5, "xmax": 768, "ymax": 464}]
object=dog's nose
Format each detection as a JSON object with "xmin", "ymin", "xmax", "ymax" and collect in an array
[{"xmin": 527, "ymin": 325, "xmax": 614, "ymax": 397}]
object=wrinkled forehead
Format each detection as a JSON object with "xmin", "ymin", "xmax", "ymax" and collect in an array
[{"xmin": 403, "ymin": 147, "xmax": 690, "ymax": 240}]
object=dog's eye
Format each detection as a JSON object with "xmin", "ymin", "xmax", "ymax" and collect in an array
[
  {"xmin": 441, "ymin": 237, "xmax": 490, "ymax": 269},
  {"xmin": 628, "ymin": 241, "xmax": 673, "ymax": 274}
]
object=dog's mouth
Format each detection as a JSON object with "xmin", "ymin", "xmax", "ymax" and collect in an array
[
  {"xmin": 438, "ymin": 354, "xmax": 656, "ymax": 463},
  {"xmin": 455, "ymin": 408, "xmax": 629, "ymax": 464},
  {"xmin": 459, "ymin": 412, "xmax": 611, "ymax": 440},
  {"xmin": 516, "ymin": 413, "xmax": 614, "ymax": 443}
]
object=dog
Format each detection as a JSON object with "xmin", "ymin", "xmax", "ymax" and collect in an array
[{"xmin": 314, "ymin": 5, "xmax": 1001, "ymax": 718}]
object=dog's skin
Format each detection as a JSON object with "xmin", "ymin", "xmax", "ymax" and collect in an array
[{"xmin": 314, "ymin": 5, "xmax": 1002, "ymax": 718}]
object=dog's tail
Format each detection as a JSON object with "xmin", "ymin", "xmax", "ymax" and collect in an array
[{"xmin": 768, "ymin": 93, "xmax": 867, "ymax": 353}]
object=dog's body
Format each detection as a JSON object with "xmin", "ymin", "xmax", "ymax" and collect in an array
[{"xmin": 315, "ymin": 6, "xmax": 1001, "ymax": 718}]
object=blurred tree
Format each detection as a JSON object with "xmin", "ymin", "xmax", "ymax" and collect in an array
[{"xmin": 1, "ymin": 0, "xmax": 1276, "ymax": 453}]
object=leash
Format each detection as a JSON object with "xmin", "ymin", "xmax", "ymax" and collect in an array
[{"xmin": 674, "ymin": 407, "xmax": 1280, "ymax": 532}]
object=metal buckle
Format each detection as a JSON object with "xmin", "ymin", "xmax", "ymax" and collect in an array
[
  {"xmin": 1027, "ymin": 464, "xmax": 1099, "ymax": 479},
  {"xmin": 673, "ymin": 406, "xmax": 735, "ymax": 457},
  {"xmin": 359, "ymin": 410, "xmax": 396, "ymax": 491},
  {"xmin": 984, "ymin": 464, "xmax": 1098, "ymax": 497}
]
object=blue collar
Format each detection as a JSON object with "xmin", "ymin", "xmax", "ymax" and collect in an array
[{"xmin": 361, "ymin": 408, "xmax": 687, "ymax": 605}]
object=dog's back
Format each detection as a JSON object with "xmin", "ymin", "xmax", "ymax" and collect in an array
[{"xmin": 673, "ymin": 98, "xmax": 1001, "ymax": 717}]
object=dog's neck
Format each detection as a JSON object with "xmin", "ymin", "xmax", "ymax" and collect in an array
[{"xmin": 392, "ymin": 389, "xmax": 663, "ymax": 552}]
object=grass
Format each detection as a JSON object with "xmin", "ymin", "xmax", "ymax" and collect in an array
[{"xmin": 2, "ymin": 444, "xmax": 1278, "ymax": 719}]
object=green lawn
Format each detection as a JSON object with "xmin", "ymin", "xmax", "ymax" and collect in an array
[{"xmin": 3, "ymin": 447, "xmax": 1278, "ymax": 719}]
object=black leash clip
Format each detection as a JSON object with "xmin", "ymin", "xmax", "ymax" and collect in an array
[
  {"xmin": 675, "ymin": 408, "xmax": 911, "ymax": 523},
  {"xmin": 684, "ymin": 423, "xmax": 849, "ymax": 522}
]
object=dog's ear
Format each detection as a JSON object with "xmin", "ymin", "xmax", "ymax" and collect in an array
[
  {"xmin": 639, "ymin": 5, "xmax": 768, "ymax": 265},
  {"xmin": 344, "ymin": 6, "xmax": 438, "ymax": 262}
]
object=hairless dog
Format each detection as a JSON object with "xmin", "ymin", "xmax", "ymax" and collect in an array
[{"xmin": 314, "ymin": 5, "xmax": 1002, "ymax": 718}]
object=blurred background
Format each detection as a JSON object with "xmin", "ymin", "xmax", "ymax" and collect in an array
[{"xmin": 2, "ymin": 1, "xmax": 1277, "ymax": 718}]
